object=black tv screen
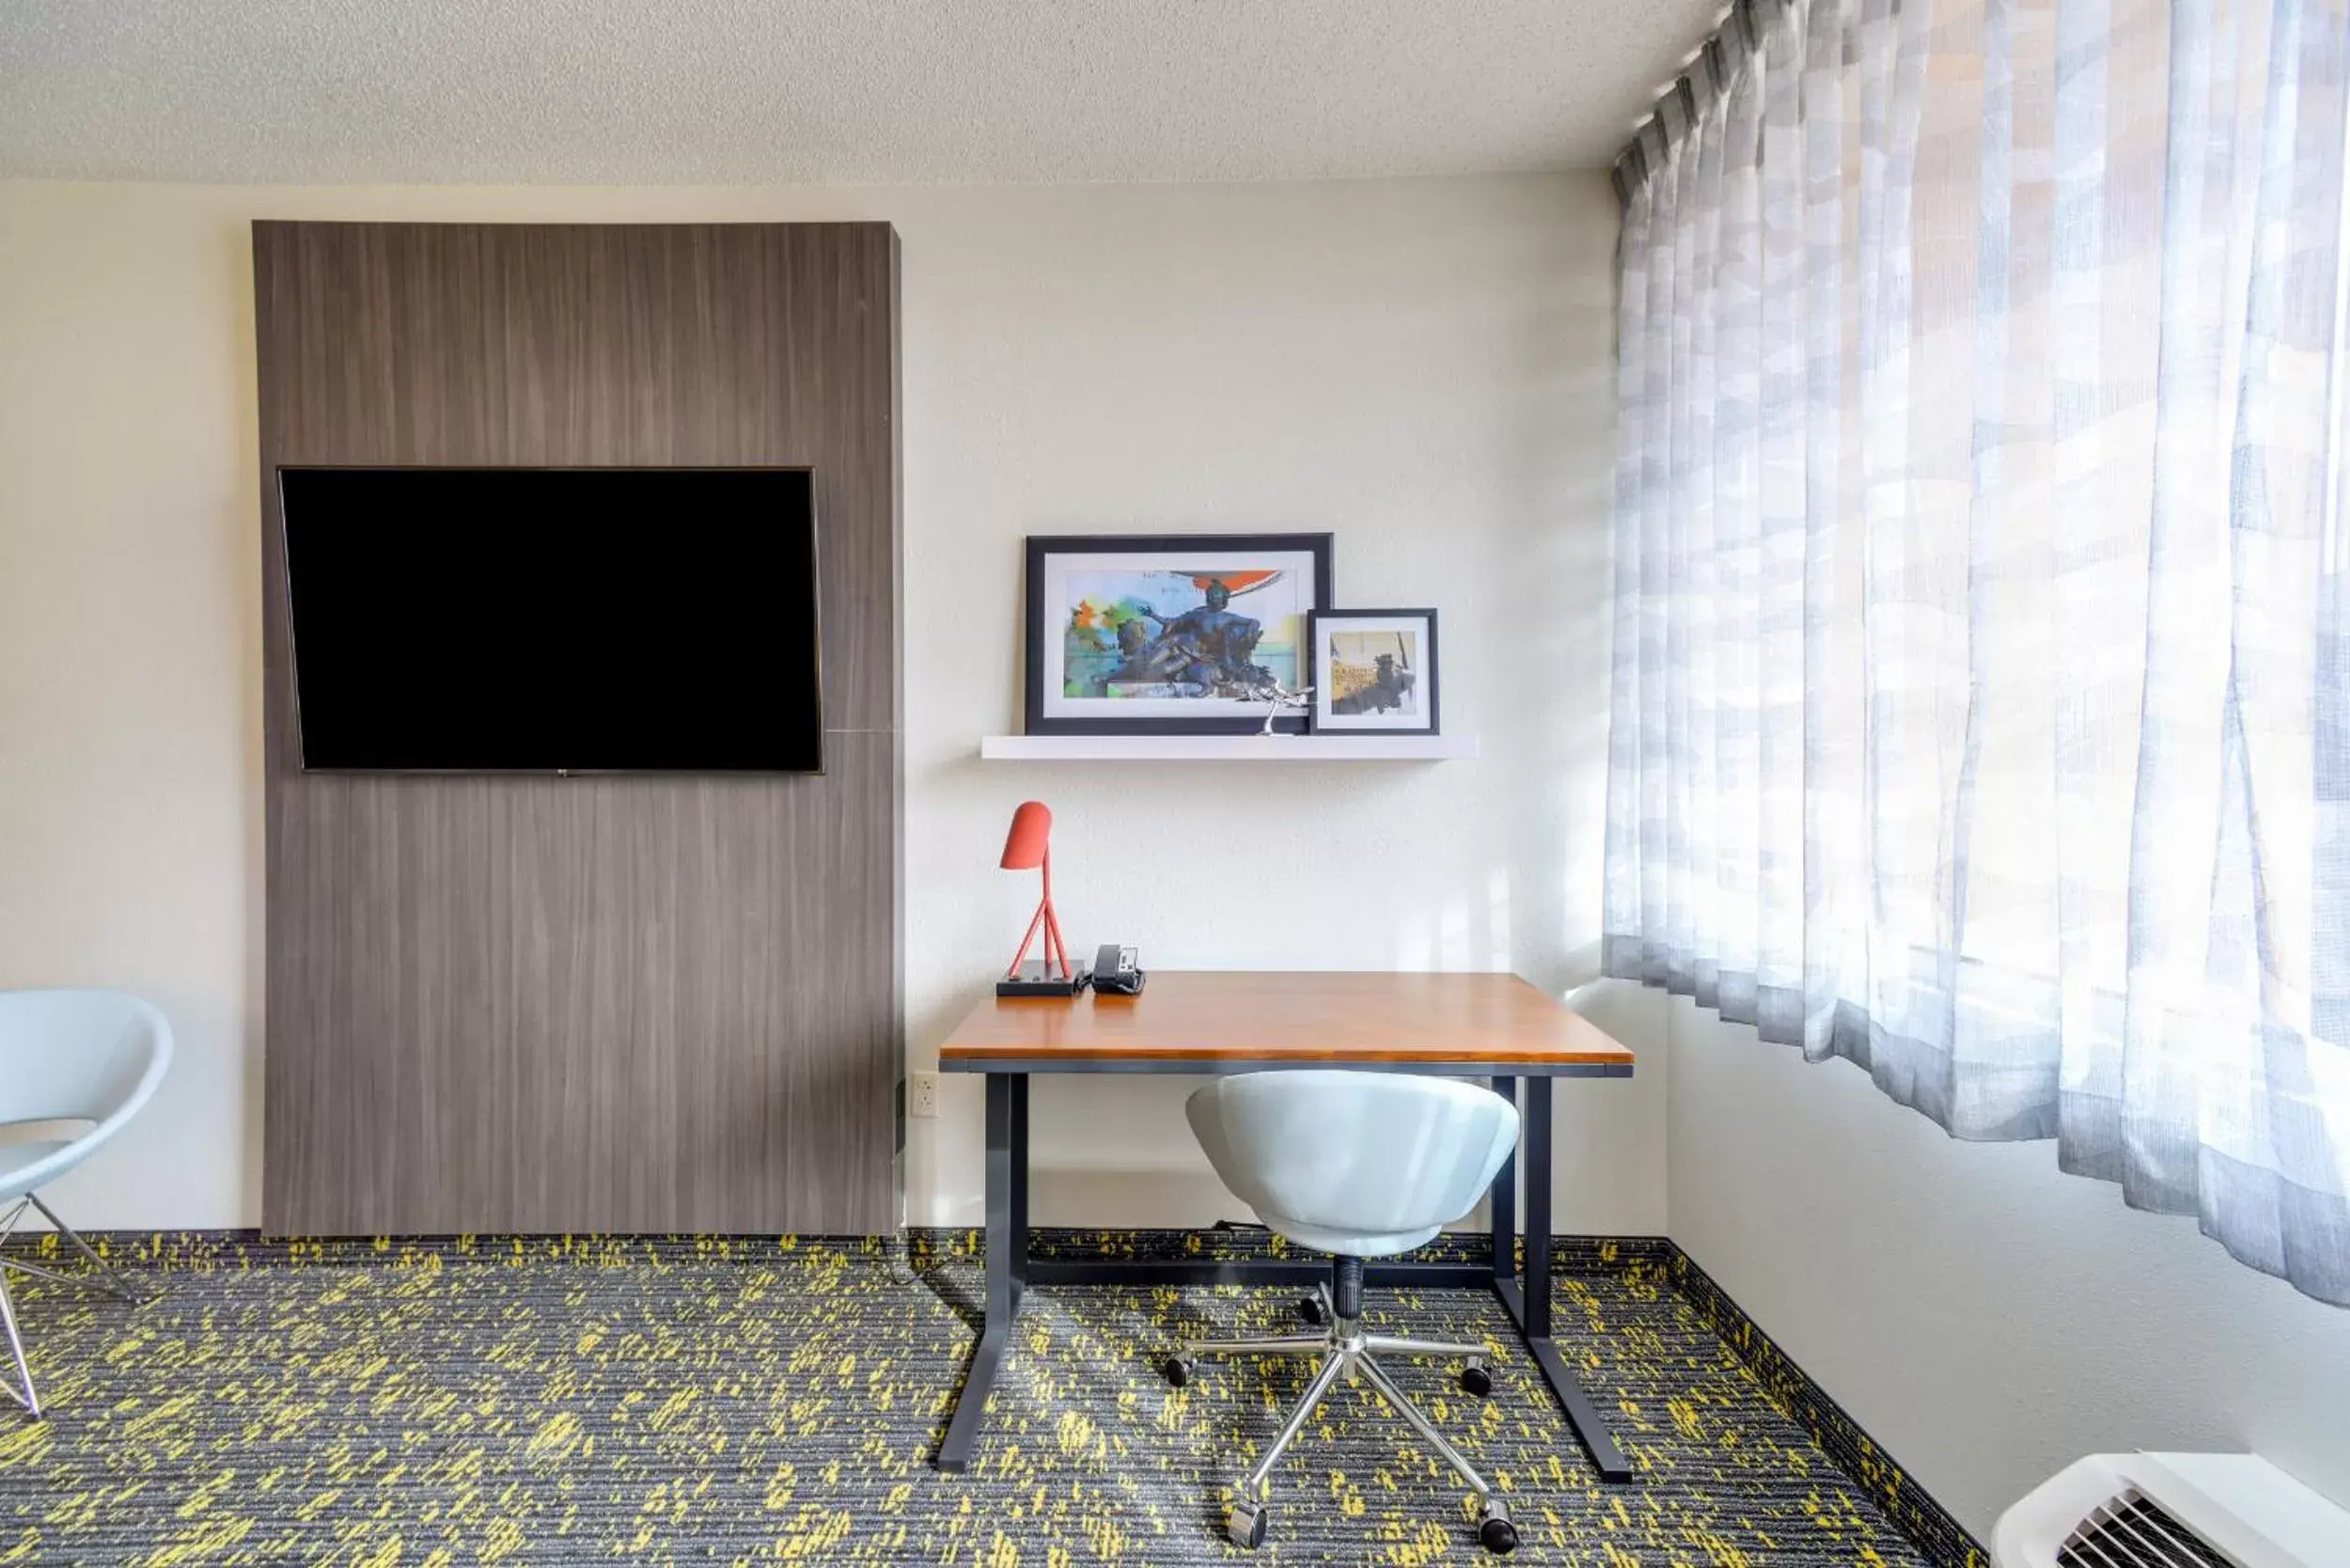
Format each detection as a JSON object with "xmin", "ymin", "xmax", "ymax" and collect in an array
[{"xmin": 279, "ymin": 466, "xmax": 822, "ymax": 774}]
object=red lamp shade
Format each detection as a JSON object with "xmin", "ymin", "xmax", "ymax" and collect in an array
[
  {"xmin": 1000, "ymin": 801, "xmax": 1052, "ymax": 870},
  {"xmin": 999, "ymin": 800, "xmax": 1071, "ymax": 981}
]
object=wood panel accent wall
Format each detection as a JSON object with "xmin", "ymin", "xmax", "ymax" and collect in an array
[{"xmin": 256, "ymin": 222, "xmax": 901, "ymax": 1236}]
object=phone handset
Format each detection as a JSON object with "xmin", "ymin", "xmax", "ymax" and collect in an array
[{"xmin": 1089, "ymin": 944, "xmax": 1146, "ymax": 996}]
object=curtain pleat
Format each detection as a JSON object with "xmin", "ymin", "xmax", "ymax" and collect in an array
[{"xmin": 1606, "ymin": 0, "xmax": 2350, "ymax": 1305}]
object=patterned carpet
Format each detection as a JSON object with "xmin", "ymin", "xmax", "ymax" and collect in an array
[{"xmin": 0, "ymin": 1232, "xmax": 1935, "ymax": 1566}]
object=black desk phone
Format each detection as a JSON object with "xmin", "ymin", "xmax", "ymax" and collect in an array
[{"xmin": 1090, "ymin": 944, "xmax": 1146, "ymax": 996}]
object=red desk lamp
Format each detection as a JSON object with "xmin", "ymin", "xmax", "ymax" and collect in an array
[{"xmin": 996, "ymin": 801, "xmax": 1084, "ymax": 997}]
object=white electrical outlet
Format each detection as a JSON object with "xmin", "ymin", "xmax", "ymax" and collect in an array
[{"xmin": 908, "ymin": 1070, "xmax": 939, "ymax": 1118}]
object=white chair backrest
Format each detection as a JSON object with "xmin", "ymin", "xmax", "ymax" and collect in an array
[
  {"xmin": 0, "ymin": 990, "xmax": 173, "ymax": 1129},
  {"xmin": 1185, "ymin": 1071, "xmax": 1519, "ymax": 1239}
]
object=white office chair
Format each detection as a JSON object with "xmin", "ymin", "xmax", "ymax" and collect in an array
[
  {"xmin": 1167, "ymin": 1070, "xmax": 1523, "ymax": 1555},
  {"xmin": 0, "ymin": 990, "xmax": 173, "ymax": 1419}
]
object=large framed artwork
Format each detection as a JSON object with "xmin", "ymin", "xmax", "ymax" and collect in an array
[
  {"xmin": 1308, "ymin": 608, "xmax": 1440, "ymax": 735},
  {"xmin": 1024, "ymin": 533, "xmax": 1334, "ymax": 735}
]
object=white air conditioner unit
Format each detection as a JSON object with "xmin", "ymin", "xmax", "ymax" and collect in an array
[{"xmin": 1995, "ymin": 1454, "xmax": 2350, "ymax": 1568}]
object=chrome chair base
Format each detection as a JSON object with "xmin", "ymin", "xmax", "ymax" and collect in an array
[
  {"xmin": 1166, "ymin": 1282, "xmax": 1521, "ymax": 1556},
  {"xmin": 0, "ymin": 1192, "xmax": 159, "ymax": 1419}
]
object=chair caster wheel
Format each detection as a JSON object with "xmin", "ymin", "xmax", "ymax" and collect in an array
[
  {"xmin": 1229, "ymin": 1497, "xmax": 1269, "ymax": 1549},
  {"xmin": 1460, "ymin": 1362, "xmax": 1493, "ymax": 1397},
  {"xmin": 1478, "ymin": 1500, "xmax": 1517, "ymax": 1556},
  {"xmin": 1163, "ymin": 1356, "xmax": 1194, "ymax": 1388},
  {"xmin": 1298, "ymin": 1294, "xmax": 1324, "ymax": 1325}
]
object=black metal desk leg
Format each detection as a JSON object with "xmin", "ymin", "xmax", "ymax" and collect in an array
[
  {"xmin": 1489, "ymin": 1076, "xmax": 1518, "ymax": 1284},
  {"xmin": 1009, "ymin": 1074, "xmax": 1030, "ymax": 1313},
  {"xmin": 1519, "ymin": 1075, "xmax": 1633, "ymax": 1482},
  {"xmin": 937, "ymin": 1071, "xmax": 1023, "ymax": 1472},
  {"xmin": 1523, "ymin": 1078, "xmax": 1550, "ymax": 1338}
]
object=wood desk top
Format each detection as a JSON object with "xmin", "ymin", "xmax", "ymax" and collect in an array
[{"xmin": 935, "ymin": 970, "xmax": 1635, "ymax": 1076}]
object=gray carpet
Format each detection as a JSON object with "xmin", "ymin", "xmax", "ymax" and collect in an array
[{"xmin": 0, "ymin": 1232, "xmax": 1933, "ymax": 1564}]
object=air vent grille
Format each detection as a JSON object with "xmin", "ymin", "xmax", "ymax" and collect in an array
[{"xmin": 2056, "ymin": 1489, "xmax": 2232, "ymax": 1568}]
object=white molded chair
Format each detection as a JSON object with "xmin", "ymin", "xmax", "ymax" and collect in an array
[
  {"xmin": 1167, "ymin": 1070, "xmax": 1523, "ymax": 1555},
  {"xmin": 0, "ymin": 989, "xmax": 173, "ymax": 1418}
]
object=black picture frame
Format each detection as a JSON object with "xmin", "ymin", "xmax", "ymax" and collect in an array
[
  {"xmin": 1024, "ymin": 532, "xmax": 1335, "ymax": 735},
  {"xmin": 1308, "ymin": 607, "xmax": 1441, "ymax": 736}
]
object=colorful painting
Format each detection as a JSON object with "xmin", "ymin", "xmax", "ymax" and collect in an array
[
  {"xmin": 1309, "ymin": 609, "xmax": 1440, "ymax": 734},
  {"xmin": 1025, "ymin": 535, "xmax": 1333, "ymax": 734}
]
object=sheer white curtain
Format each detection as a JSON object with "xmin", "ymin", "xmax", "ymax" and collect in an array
[{"xmin": 1604, "ymin": 0, "xmax": 2350, "ymax": 1304}]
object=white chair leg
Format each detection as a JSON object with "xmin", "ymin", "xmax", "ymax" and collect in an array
[
  {"xmin": 14, "ymin": 1194, "xmax": 151, "ymax": 1303},
  {"xmin": 0, "ymin": 1261, "xmax": 37, "ymax": 1419},
  {"xmin": 0, "ymin": 1189, "xmax": 157, "ymax": 1422}
]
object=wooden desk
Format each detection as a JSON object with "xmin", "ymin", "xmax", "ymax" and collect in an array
[{"xmin": 932, "ymin": 970, "xmax": 1635, "ymax": 1482}]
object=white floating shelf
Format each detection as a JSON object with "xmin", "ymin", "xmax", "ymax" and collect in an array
[{"xmin": 979, "ymin": 733, "xmax": 1479, "ymax": 762}]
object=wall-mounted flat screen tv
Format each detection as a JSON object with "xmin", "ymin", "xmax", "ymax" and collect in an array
[{"xmin": 279, "ymin": 466, "xmax": 822, "ymax": 774}]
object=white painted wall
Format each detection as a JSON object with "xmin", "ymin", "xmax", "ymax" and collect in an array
[
  {"xmin": 1668, "ymin": 998, "xmax": 2350, "ymax": 1538},
  {"xmin": 0, "ymin": 174, "xmax": 1658, "ymax": 1235}
]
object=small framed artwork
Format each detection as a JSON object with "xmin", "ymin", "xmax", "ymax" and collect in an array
[
  {"xmin": 1308, "ymin": 609, "xmax": 1440, "ymax": 735},
  {"xmin": 1025, "ymin": 533, "xmax": 1334, "ymax": 735}
]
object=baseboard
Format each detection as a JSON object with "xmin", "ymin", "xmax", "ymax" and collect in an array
[
  {"xmin": 905, "ymin": 1222, "xmax": 1676, "ymax": 1274},
  {"xmin": 0, "ymin": 1229, "xmax": 897, "ymax": 1268},
  {"xmin": 1664, "ymin": 1244, "xmax": 1988, "ymax": 1568},
  {"xmin": 8, "ymin": 1224, "xmax": 1985, "ymax": 1565}
]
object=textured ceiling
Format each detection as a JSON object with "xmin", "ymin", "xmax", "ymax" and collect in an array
[{"xmin": 0, "ymin": 0, "xmax": 1716, "ymax": 185}]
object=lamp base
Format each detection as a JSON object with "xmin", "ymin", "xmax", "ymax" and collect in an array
[{"xmin": 995, "ymin": 961, "xmax": 1087, "ymax": 998}]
